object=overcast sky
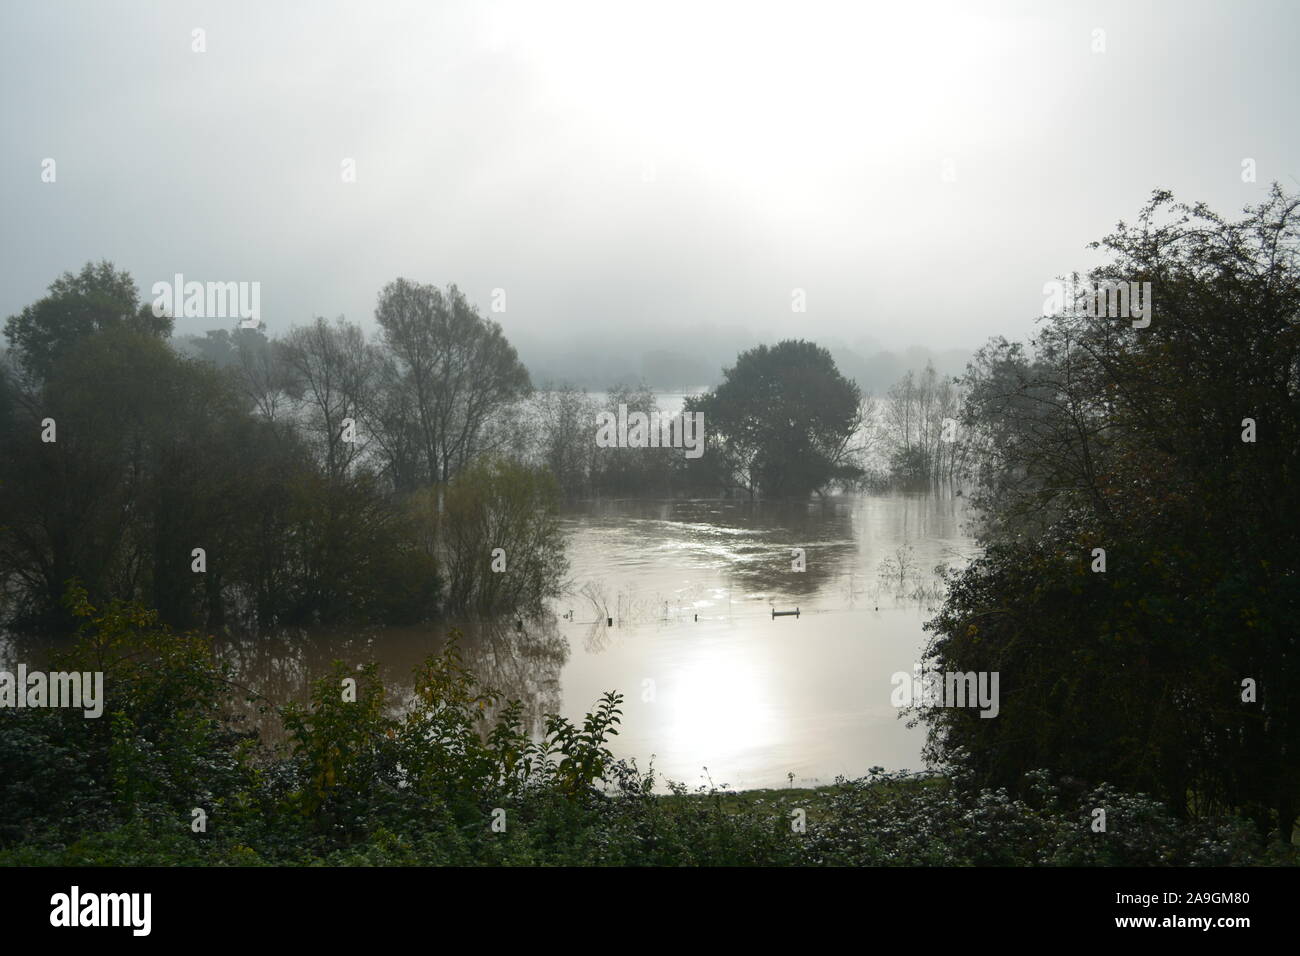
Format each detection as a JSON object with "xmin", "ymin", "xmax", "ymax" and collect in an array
[{"xmin": 2, "ymin": 0, "xmax": 1297, "ymax": 359}]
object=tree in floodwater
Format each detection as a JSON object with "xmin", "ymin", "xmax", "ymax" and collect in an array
[
  {"xmin": 433, "ymin": 458, "xmax": 569, "ymax": 617},
  {"xmin": 685, "ymin": 340, "xmax": 867, "ymax": 497},
  {"xmin": 0, "ymin": 264, "xmax": 440, "ymax": 631},
  {"xmin": 529, "ymin": 383, "xmax": 602, "ymax": 499},
  {"xmin": 881, "ymin": 362, "xmax": 964, "ymax": 485},
  {"xmin": 591, "ymin": 381, "xmax": 680, "ymax": 496},
  {"xmin": 924, "ymin": 185, "xmax": 1300, "ymax": 841}
]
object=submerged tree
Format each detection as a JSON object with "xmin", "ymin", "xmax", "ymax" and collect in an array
[
  {"xmin": 686, "ymin": 339, "xmax": 867, "ymax": 497},
  {"xmin": 881, "ymin": 362, "xmax": 964, "ymax": 485},
  {"xmin": 433, "ymin": 458, "xmax": 569, "ymax": 617},
  {"xmin": 0, "ymin": 265, "xmax": 442, "ymax": 630},
  {"xmin": 530, "ymin": 383, "xmax": 601, "ymax": 499},
  {"xmin": 280, "ymin": 316, "xmax": 377, "ymax": 482}
]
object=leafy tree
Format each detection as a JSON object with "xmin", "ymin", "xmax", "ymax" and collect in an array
[
  {"xmin": 434, "ymin": 457, "xmax": 568, "ymax": 617},
  {"xmin": 687, "ymin": 340, "xmax": 867, "ymax": 497},
  {"xmin": 927, "ymin": 185, "xmax": 1300, "ymax": 840},
  {"xmin": 3, "ymin": 261, "xmax": 171, "ymax": 381},
  {"xmin": 0, "ymin": 283, "xmax": 438, "ymax": 631},
  {"xmin": 0, "ymin": 327, "xmax": 244, "ymax": 626}
]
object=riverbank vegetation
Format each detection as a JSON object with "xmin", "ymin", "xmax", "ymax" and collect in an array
[
  {"xmin": 1, "ymin": 589, "xmax": 1289, "ymax": 866},
  {"xmin": 0, "ymin": 276, "xmax": 566, "ymax": 632},
  {"xmin": 2, "ymin": 185, "xmax": 1297, "ymax": 865},
  {"xmin": 925, "ymin": 185, "xmax": 1300, "ymax": 843},
  {"xmin": 0, "ymin": 259, "xmax": 956, "ymax": 638}
]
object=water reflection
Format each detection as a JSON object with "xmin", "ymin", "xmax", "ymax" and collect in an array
[
  {"xmin": 0, "ymin": 490, "xmax": 976, "ymax": 791},
  {"xmin": 552, "ymin": 491, "xmax": 976, "ymax": 790},
  {"xmin": 211, "ymin": 615, "xmax": 569, "ymax": 739},
  {"xmin": 558, "ymin": 492, "xmax": 970, "ymax": 625}
]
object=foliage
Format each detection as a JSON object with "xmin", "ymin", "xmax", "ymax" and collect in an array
[
  {"xmin": 0, "ymin": 586, "xmax": 249, "ymax": 845},
  {"xmin": 2, "ymin": 590, "xmax": 1288, "ymax": 867},
  {"xmin": 1, "ymin": 263, "xmax": 591, "ymax": 630},
  {"xmin": 686, "ymin": 339, "xmax": 867, "ymax": 497},
  {"xmin": 434, "ymin": 457, "xmax": 569, "ymax": 616},
  {"xmin": 927, "ymin": 185, "xmax": 1300, "ymax": 840},
  {"xmin": 3, "ymin": 261, "xmax": 171, "ymax": 382},
  {"xmin": 526, "ymin": 383, "xmax": 602, "ymax": 498}
]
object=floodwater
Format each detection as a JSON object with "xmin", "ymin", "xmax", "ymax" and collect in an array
[
  {"xmin": 547, "ymin": 492, "xmax": 976, "ymax": 790},
  {"xmin": 1, "ymin": 490, "xmax": 977, "ymax": 792}
]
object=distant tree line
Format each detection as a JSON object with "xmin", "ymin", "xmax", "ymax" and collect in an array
[
  {"xmin": 524, "ymin": 341, "xmax": 876, "ymax": 500},
  {"xmin": 522, "ymin": 342, "xmax": 972, "ymax": 500},
  {"xmin": 2, "ymin": 261, "xmax": 961, "ymax": 635}
]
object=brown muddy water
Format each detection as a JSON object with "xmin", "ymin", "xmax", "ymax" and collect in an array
[{"xmin": 2, "ymin": 491, "xmax": 976, "ymax": 792}]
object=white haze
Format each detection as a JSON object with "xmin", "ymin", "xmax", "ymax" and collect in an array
[{"xmin": 1, "ymin": 0, "xmax": 1297, "ymax": 377}]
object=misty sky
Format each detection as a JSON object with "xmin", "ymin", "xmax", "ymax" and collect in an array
[{"xmin": 2, "ymin": 0, "xmax": 1297, "ymax": 361}]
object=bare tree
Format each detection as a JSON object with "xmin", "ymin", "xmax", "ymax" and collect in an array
[
  {"xmin": 529, "ymin": 383, "xmax": 600, "ymax": 498},
  {"xmin": 883, "ymin": 362, "xmax": 966, "ymax": 484},
  {"xmin": 233, "ymin": 328, "xmax": 290, "ymax": 421},
  {"xmin": 374, "ymin": 279, "xmax": 531, "ymax": 486},
  {"xmin": 280, "ymin": 316, "xmax": 376, "ymax": 481}
]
